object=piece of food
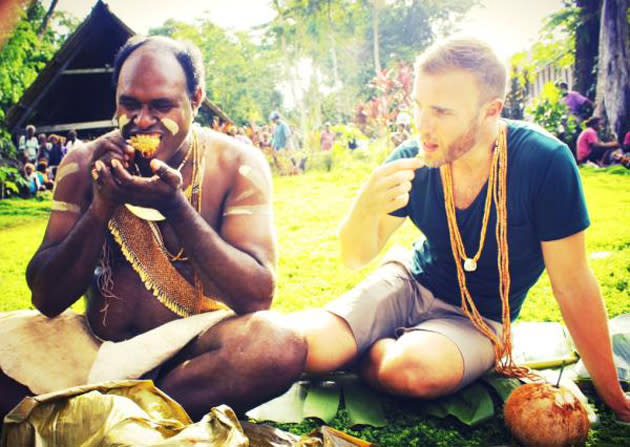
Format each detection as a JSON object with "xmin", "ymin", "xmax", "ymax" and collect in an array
[
  {"xmin": 129, "ymin": 134, "xmax": 160, "ymax": 158},
  {"xmin": 504, "ymin": 383, "xmax": 589, "ymax": 446},
  {"xmin": 117, "ymin": 114, "xmax": 130, "ymax": 130}
]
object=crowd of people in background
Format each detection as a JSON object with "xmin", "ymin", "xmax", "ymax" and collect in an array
[
  {"xmin": 15, "ymin": 110, "xmax": 416, "ymax": 195},
  {"xmin": 211, "ymin": 111, "xmax": 337, "ymax": 176},
  {"xmin": 17, "ymin": 95, "xmax": 629, "ymax": 199},
  {"xmin": 18, "ymin": 124, "xmax": 81, "ymax": 196}
]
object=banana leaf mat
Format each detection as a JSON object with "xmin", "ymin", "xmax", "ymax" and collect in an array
[{"xmin": 247, "ymin": 317, "xmax": 630, "ymax": 428}]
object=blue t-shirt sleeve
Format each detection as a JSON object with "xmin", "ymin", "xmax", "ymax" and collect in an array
[
  {"xmin": 533, "ymin": 144, "xmax": 590, "ymax": 241},
  {"xmin": 384, "ymin": 139, "xmax": 419, "ymax": 218}
]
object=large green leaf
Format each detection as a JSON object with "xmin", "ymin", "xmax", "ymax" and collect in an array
[
  {"xmin": 418, "ymin": 400, "xmax": 450, "ymax": 419},
  {"xmin": 343, "ymin": 380, "xmax": 387, "ymax": 427},
  {"xmin": 446, "ymin": 383, "xmax": 495, "ymax": 426},
  {"xmin": 246, "ymin": 381, "xmax": 307, "ymax": 423},
  {"xmin": 482, "ymin": 372, "xmax": 522, "ymax": 401},
  {"xmin": 303, "ymin": 382, "xmax": 340, "ymax": 423},
  {"xmin": 419, "ymin": 383, "xmax": 494, "ymax": 426}
]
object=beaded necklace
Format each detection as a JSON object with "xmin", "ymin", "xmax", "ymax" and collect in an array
[
  {"xmin": 147, "ymin": 131, "xmax": 199, "ymax": 262},
  {"xmin": 106, "ymin": 128, "xmax": 223, "ymax": 317},
  {"xmin": 440, "ymin": 122, "xmax": 534, "ymax": 379}
]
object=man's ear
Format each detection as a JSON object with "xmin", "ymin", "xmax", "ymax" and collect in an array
[
  {"xmin": 484, "ymin": 98, "xmax": 504, "ymax": 120},
  {"xmin": 191, "ymin": 87, "xmax": 204, "ymax": 113}
]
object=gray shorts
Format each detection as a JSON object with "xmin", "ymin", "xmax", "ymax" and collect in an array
[{"xmin": 325, "ymin": 259, "xmax": 502, "ymax": 390}]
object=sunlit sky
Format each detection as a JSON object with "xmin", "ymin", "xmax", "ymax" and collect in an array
[{"xmin": 53, "ymin": 0, "xmax": 564, "ymax": 61}]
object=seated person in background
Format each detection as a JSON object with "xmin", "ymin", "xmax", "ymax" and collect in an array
[
  {"xmin": 576, "ymin": 116, "xmax": 619, "ymax": 166},
  {"xmin": 235, "ymin": 127, "xmax": 253, "ymax": 146},
  {"xmin": 391, "ymin": 111, "xmax": 411, "ymax": 148},
  {"xmin": 259, "ymin": 127, "xmax": 272, "ymax": 152},
  {"xmin": 35, "ymin": 160, "xmax": 53, "ymax": 190},
  {"xmin": 290, "ymin": 37, "xmax": 630, "ymax": 423},
  {"xmin": 557, "ymin": 81, "xmax": 593, "ymax": 121},
  {"xmin": 0, "ymin": 35, "xmax": 306, "ymax": 421},
  {"xmin": 391, "ymin": 123, "xmax": 410, "ymax": 148},
  {"xmin": 23, "ymin": 163, "xmax": 41, "ymax": 196}
]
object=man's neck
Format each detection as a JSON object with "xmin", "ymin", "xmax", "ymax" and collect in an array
[
  {"xmin": 166, "ymin": 130, "xmax": 193, "ymax": 169},
  {"xmin": 452, "ymin": 120, "xmax": 500, "ymax": 178}
]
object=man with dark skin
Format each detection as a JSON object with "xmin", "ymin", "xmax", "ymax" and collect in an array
[{"xmin": 0, "ymin": 36, "xmax": 306, "ymax": 421}]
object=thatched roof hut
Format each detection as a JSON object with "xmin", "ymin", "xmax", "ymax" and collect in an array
[{"xmin": 6, "ymin": 0, "xmax": 230, "ymax": 139}]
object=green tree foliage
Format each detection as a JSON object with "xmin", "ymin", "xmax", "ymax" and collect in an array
[
  {"xmin": 0, "ymin": 1, "xmax": 77, "ymax": 159},
  {"xmin": 150, "ymin": 18, "xmax": 281, "ymax": 125},
  {"xmin": 366, "ymin": 0, "xmax": 475, "ymax": 68},
  {"xmin": 537, "ymin": 0, "xmax": 580, "ymax": 68},
  {"xmin": 265, "ymin": 0, "xmax": 476, "ymax": 140},
  {"xmin": 503, "ymin": 56, "xmax": 530, "ymax": 120},
  {"xmin": 526, "ymin": 83, "xmax": 579, "ymax": 150}
]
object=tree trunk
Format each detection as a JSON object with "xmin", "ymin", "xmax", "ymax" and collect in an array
[
  {"xmin": 573, "ymin": 0, "xmax": 601, "ymax": 97},
  {"xmin": 594, "ymin": 0, "xmax": 630, "ymax": 139},
  {"xmin": 37, "ymin": 0, "xmax": 58, "ymax": 37},
  {"xmin": 372, "ymin": 6, "xmax": 381, "ymax": 75},
  {"xmin": 328, "ymin": 33, "xmax": 345, "ymax": 120},
  {"xmin": 329, "ymin": 33, "xmax": 340, "ymax": 89}
]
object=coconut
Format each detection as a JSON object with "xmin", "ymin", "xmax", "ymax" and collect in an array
[{"xmin": 504, "ymin": 383, "xmax": 589, "ymax": 446}]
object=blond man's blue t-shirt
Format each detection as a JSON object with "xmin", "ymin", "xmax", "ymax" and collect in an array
[{"xmin": 387, "ymin": 120, "xmax": 590, "ymax": 322}]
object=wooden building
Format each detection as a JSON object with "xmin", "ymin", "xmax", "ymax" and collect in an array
[{"xmin": 6, "ymin": 0, "xmax": 230, "ymax": 139}]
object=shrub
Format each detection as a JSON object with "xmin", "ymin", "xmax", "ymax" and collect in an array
[
  {"xmin": 0, "ymin": 165, "xmax": 28, "ymax": 199},
  {"xmin": 526, "ymin": 83, "xmax": 579, "ymax": 149}
]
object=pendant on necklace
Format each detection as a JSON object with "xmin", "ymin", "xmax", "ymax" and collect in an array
[
  {"xmin": 125, "ymin": 203, "xmax": 166, "ymax": 221},
  {"xmin": 464, "ymin": 258, "xmax": 477, "ymax": 272}
]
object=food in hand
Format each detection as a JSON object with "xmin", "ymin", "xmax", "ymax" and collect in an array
[
  {"xmin": 504, "ymin": 383, "xmax": 589, "ymax": 446},
  {"xmin": 129, "ymin": 134, "xmax": 161, "ymax": 158}
]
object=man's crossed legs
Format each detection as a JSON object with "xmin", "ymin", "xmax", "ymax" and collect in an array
[
  {"xmin": 292, "ymin": 260, "xmax": 501, "ymax": 398},
  {"xmin": 0, "ymin": 311, "xmax": 306, "ymax": 421}
]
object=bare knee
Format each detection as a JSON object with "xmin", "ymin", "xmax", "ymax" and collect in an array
[
  {"xmin": 363, "ymin": 338, "xmax": 464, "ymax": 399},
  {"xmin": 291, "ymin": 309, "xmax": 357, "ymax": 373},
  {"xmin": 245, "ymin": 311, "xmax": 307, "ymax": 380},
  {"xmin": 375, "ymin": 356, "xmax": 460, "ymax": 398}
]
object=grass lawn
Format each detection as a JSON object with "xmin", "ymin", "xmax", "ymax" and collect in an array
[{"xmin": 1, "ymin": 165, "xmax": 629, "ymax": 445}]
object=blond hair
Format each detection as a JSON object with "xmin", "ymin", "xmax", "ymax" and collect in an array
[{"xmin": 415, "ymin": 38, "xmax": 507, "ymax": 103}]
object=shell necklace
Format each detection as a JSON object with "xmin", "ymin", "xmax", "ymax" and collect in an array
[{"xmin": 440, "ymin": 122, "xmax": 534, "ymax": 379}]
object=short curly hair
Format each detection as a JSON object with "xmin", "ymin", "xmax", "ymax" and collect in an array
[{"xmin": 112, "ymin": 35, "xmax": 205, "ymax": 100}]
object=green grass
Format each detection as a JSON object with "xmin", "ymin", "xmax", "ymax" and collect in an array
[{"xmin": 1, "ymin": 165, "xmax": 630, "ymax": 445}]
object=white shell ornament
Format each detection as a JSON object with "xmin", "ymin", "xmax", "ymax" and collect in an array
[
  {"xmin": 463, "ymin": 258, "xmax": 477, "ymax": 272},
  {"xmin": 125, "ymin": 204, "xmax": 166, "ymax": 221}
]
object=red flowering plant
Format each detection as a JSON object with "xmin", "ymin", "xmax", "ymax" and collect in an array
[{"xmin": 355, "ymin": 61, "xmax": 414, "ymax": 138}]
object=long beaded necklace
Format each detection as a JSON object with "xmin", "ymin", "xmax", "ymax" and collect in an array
[
  {"xmin": 442, "ymin": 141, "xmax": 499, "ymax": 273},
  {"xmin": 147, "ymin": 130, "xmax": 200, "ymax": 262},
  {"xmin": 440, "ymin": 122, "xmax": 534, "ymax": 379}
]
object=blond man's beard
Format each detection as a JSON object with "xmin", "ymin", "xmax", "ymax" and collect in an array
[{"xmin": 420, "ymin": 116, "xmax": 480, "ymax": 168}]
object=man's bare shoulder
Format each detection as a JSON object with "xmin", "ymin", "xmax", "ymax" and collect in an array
[
  {"xmin": 51, "ymin": 140, "xmax": 107, "ymax": 218},
  {"xmin": 197, "ymin": 127, "xmax": 270, "ymax": 176}
]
